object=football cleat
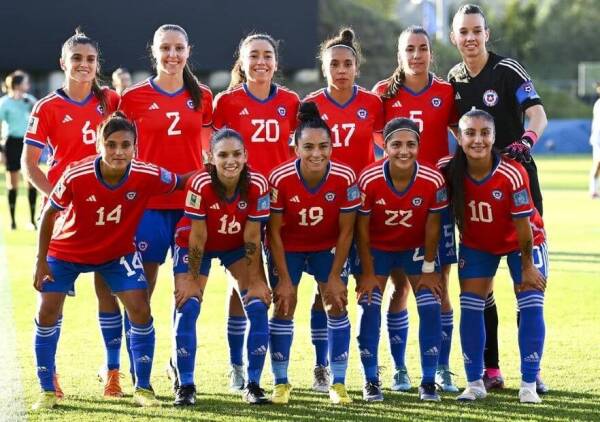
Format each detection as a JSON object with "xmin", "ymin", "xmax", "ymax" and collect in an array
[
  {"xmin": 133, "ymin": 387, "xmax": 160, "ymax": 407},
  {"xmin": 435, "ymin": 365, "xmax": 459, "ymax": 393},
  {"xmin": 31, "ymin": 391, "xmax": 58, "ymax": 410},
  {"xmin": 53, "ymin": 373, "xmax": 64, "ymax": 399},
  {"xmin": 271, "ymin": 383, "xmax": 292, "ymax": 404},
  {"xmin": 329, "ymin": 383, "xmax": 352, "ymax": 404},
  {"xmin": 391, "ymin": 367, "xmax": 412, "ymax": 391},
  {"xmin": 229, "ymin": 364, "xmax": 245, "ymax": 392},
  {"xmin": 312, "ymin": 365, "xmax": 331, "ymax": 393},
  {"xmin": 174, "ymin": 384, "xmax": 196, "ymax": 406},
  {"xmin": 483, "ymin": 369, "xmax": 505, "ymax": 390},
  {"xmin": 362, "ymin": 381, "xmax": 383, "ymax": 402},
  {"xmin": 419, "ymin": 383, "xmax": 441, "ymax": 402},
  {"xmin": 98, "ymin": 367, "xmax": 124, "ymax": 398},
  {"xmin": 457, "ymin": 381, "xmax": 487, "ymax": 402},
  {"xmin": 242, "ymin": 382, "xmax": 270, "ymax": 404},
  {"xmin": 536, "ymin": 372, "xmax": 549, "ymax": 394},
  {"xmin": 166, "ymin": 359, "xmax": 180, "ymax": 391},
  {"xmin": 519, "ymin": 386, "xmax": 542, "ymax": 404}
]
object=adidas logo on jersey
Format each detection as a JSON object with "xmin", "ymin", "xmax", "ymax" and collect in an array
[
  {"xmin": 239, "ymin": 108, "xmax": 249, "ymax": 116},
  {"xmin": 251, "ymin": 345, "xmax": 268, "ymax": 356},
  {"xmin": 376, "ymin": 198, "xmax": 387, "ymax": 205},
  {"xmin": 455, "ymin": 92, "xmax": 461, "ymax": 100},
  {"xmin": 148, "ymin": 102, "xmax": 160, "ymax": 110},
  {"xmin": 290, "ymin": 195, "xmax": 300, "ymax": 203},
  {"xmin": 424, "ymin": 346, "xmax": 439, "ymax": 356},
  {"xmin": 321, "ymin": 113, "xmax": 328, "ymax": 121},
  {"xmin": 524, "ymin": 352, "xmax": 540, "ymax": 362},
  {"xmin": 210, "ymin": 203, "xmax": 220, "ymax": 210},
  {"xmin": 137, "ymin": 274, "xmax": 146, "ymax": 282},
  {"xmin": 86, "ymin": 195, "xmax": 97, "ymax": 202},
  {"xmin": 392, "ymin": 100, "xmax": 402, "ymax": 108},
  {"xmin": 62, "ymin": 114, "xmax": 73, "ymax": 123}
]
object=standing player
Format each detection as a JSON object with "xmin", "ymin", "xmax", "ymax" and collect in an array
[
  {"xmin": 356, "ymin": 117, "xmax": 448, "ymax": 402},
  {"xmin": 372, "ymin": 26, "xmax": 459, "ymax": 392},
  {"xmin": 21, "ymin": 30, "xmax": 123, "ymax": 399},
  {"xmin": 31, "ymin": 112, "xmax": 181, "ymax": 409},
  {"xmin": 589, "ymin": 82, "xmax": 600, "ymax": 198},
  {"xmin": 212, "ymin": 33, "xmax": 300, "ymax": 390},
  {"xmin": 171, "ymin": 128, "xmax": 272, "ymax": 405},
  {"xmin": 443, "ymin": 109, "xmax": 547, "ymax": 404},
  {"xmin": 112, "ymin": 68, "xmax": 132, "ymax": 96},
  {"xmin": 0, "ymin": 70, "xmax": 37, "ymax": 230},
  {"xmin": 448, "ymin": 4, "xmax": 548, "ymax": 392},
  {"xmin": 119, "ymin": 24, "xmax": 213, "ymax": 393},
  {"xmin": 303, "ymin": 28, "xmax": 384, "ymax": 392},
  {"xmin": 267, "ymin": 102, "xmax": 360, "ymax": 405}
]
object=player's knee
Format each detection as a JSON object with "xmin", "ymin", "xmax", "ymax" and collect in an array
[
  {"xmin": 125, "ymin": 300, "xmax": 151, "ymax": 325},
  {"xmin": 37, "ymin": 302, "xmax": 61, "ymax": 326},
  {"xmin": 274, "ymin": 298, "xmax": 297, "ymax": 319}
]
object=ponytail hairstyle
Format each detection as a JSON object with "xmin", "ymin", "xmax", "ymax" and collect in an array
[
  {"xmin": 95, "ymin": 111, "xmax": 137, "ymax": 150},
  {"xmin": 383, "ymin": 117, "xmax": 421, "ymax": 145},
  {"xmin": 3, "ymin": 70, "xmax": 27, "ymax": 94},
  {"xmin": 61, "ymin": 28, "xmax": 108, "ymax": 115},
  {"xmin": 151, "ymin": 24, "xmax": 203, "ymax": 110},
  {"xmin": 294, "ymin": 101, "xmax": 332, "ymax": 146},
  {"xmin": 447, "ymin": 109, "xmax": 495, "ymax": 233},
  {"xmin": 318, "ymin": 27, "xmax": 363, "ymax": 73},
  {"xmin": 452, "ymin": 3, "xmax": 488, "ymax": 30},
  {"xmin": 205, "ymin": 128, "xmax": 251, "ymax": 201},
  {"xmin": 228, "ymin": 33, "xmax": 279, "ymax": 90},
  {"xmin": 383, "ymin": 26, "xmax": 432, "ymax": 99}
]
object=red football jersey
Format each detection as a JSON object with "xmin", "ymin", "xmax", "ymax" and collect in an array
[
  {"xmin": 373, "ymin": 75, "xmax": 458, "ymax": 166},
  {"xmin": 303, "ymin": 86, "xmax": 384, "ymax": 175},
  {"xmin": 437, "ymin": 155, "xmax": 545, "ymax": 255},
  {"xmin": 212, "ymin": 84, "xmax": 300, "ymax": 176},
  {"xmin": 269, "ymin": 159, "xmax": 361, "ymax": 252},
  {"xmin": 179, "ymin": 169, "xmax": 270, "ymax": 251},
  {"xmin": 48, "ymin": 156, "xmax": 178, "ymax": 265},
  {"xmin": 24, "ymin": 88, "xmax": 120, "ymax": 186},
  {"xmin": 119, "ymin": 78, "xmax": 213, "ymax": 209},
  {"xmin": 359, "ymin": 159, "xmax": 448, "ymax": 251}
]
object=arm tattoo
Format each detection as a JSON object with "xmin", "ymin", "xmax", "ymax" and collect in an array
[
  {"xmin": 187, "ymin": 246, "xmax": 204, "ymax": 278},
  {"xmin": 523, "ymin": 240, "xmax": 533, "ymax": 260},
  {"xmin": 244, "ymin": 242, "xmax": 258, "ymax": 266}
]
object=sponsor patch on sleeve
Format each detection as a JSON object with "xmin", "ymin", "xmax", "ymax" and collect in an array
[
  {"xmin": 160, "ymin": 168, "xmax": 173, "ymax": 184},
  {"xmin": 516, "ymin": 81, "xmax": 540, "ymax": 104},
  {"xmin": 185, "ymin": 191, "xmax": 201, "ymax": 209},
  {"xmin": 347, "ymin": 185, "xmax": 360, "ymax": 202},
  {"xmin": 53, "ymin": 181, "xmax": 66, "ymax": 200},
  {"xmin": 436, "ymin": 187, "xmax": 448, "ymax": 203},
  {"xmin": 512, "ymin": 189, "xmax": 530, "ymax": 207},
  {"xmin": 257, "ymin": 194, "xmax": 270, "ymax": 211},
  {"xmin": 27, "ymin": 115, "xmax": 39, "ymax": 134}
]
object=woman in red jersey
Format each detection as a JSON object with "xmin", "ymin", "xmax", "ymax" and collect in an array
[
  {"xmin": 212, "ymin": 33, "xmax": 300, "ymax": 390},
  {"xmin": 372, "ymin": 26, "xmax": 459, "ymax": 392},
  {"xmin": 21, "ymin": 29, "xmax": 123, "ymax": 399}
]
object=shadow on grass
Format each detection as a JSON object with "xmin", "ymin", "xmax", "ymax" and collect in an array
[{"xmin": 32, "ymin": 388, "xmax": 600, "ymax": 422}]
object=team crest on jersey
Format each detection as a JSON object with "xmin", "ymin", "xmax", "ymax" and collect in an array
[
  {"xmin": 412, "ymin": 196, "xmax": 423, "ymax": 207},
  {"xmin": 325, "ymin": 192, "xmax": 336, "ymax": 202},
  {"xmin": 96, "ymin": 104, "xmax": 105, "ymax": 115},
  {"xmin": 238, "ymin": 200, "xmax": 248, "ymax": 210},
  {"xmin": 160, "ymin": 168, "xmax": 173, "ymax": 184},
  {"xmin": 185, "ymin": 192, "xmax": 201, "ymax": 209},
  {"xmin": 126, "ymin": 191, "xmax": 137, "ymax": 200},
  {"xmin": 138, "ymin": 241, "xmax": 148, "ymax": 252},
  {"xmin": 483, "ymin": 89, "xmax": 499, "ymax": 107},
  {"xmin": 186, "ymin": 99, "xmax": 194, "ymax": 109},
  {"xmin": 431, "ymin": 97, "xmax": 442, "ymax": 108},
  {"xmin": 357, "ymin": 108, "xmax": 368, "ymax": 120},
  {"xmin": 277, "ymin": 106, "xmax": 287, "ymax": 117},
  {"xmin": 492, "ymin": 190, "xmax": 503, "ymax": 200}
]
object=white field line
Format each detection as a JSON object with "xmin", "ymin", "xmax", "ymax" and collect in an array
[{"xmin": 0, "ymin": 233, "xmax": 26, "ymax": 421}]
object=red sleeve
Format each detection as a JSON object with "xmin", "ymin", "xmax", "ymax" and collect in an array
[
  {"xmin": 269, "ymin": 176, "xmax": 284, "ymax": 213},
  {"xmin": 184, "ymin": 175, "xmax": 207, "ymax": 219},
  {"xmin": 358, "ymin": 178, "xmax": 374, "ymax": 215},
  {"xmin": 509, "ymin": 164, "xmax": 534, "ymax": 218},
  {"xmin": 288, "ymin": 94, "xmax": 300, "ymax": 132},
  {"xmin": 105, "ymin": 89, "xmax": 120, "ymax": 113},
  {"xmin": 152, "ymin": 167, "xmax": 178, "ymax": 195},
  {"xmin": 49, "ymin": 174, "xmax": 73, "ymax": 210},
  {"xmin": 24, "ymin": 101, "xmax": 51, "ymax": 149},
  {"xmin": 247, "ymin": 173, "xmax": 270, "ymax": 221},
  {"xmin": 201, "ymin": 86, "xmax": 213, "ymax": 127},
  {"xmin": 341, "ymin": 172, "xmax": 361, "ymax": 212},
  {"xmin": 372, "ymin": 96, "xmax": 385, "ymax": 133},
  {"xmin": 212, "ymin": 91, "xmax": 227, "ymax": 130},
  {"xmin": 429, "ymin": 182, "xmax": 449, "ymax": 213}
]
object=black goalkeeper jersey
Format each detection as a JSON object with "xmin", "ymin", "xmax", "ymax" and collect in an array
[{"xmin": 448, "ymin": 52, "xmax": 542, "ymax": 149}]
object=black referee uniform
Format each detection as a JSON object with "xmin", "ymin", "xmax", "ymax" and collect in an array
[{"xmin": 448, "ymin": 51, "xmax": 544, "ymax": 215}]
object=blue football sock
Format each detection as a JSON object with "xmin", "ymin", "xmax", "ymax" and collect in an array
[
  {"xmin": 460, "ymin": 293, "xmax": 486, "ymax": 382},
  {"xmin": 387, "ymin": 310, "xmax": 409, "ymax": 369},
  {"xmin": 227, "ymin": 316, "xmax": 247, "ymax": 367},
  {"xmin": 269, "ymin": 318, "xmax": 294, "ymax": 385},
  {"xmin": 123, "ymin": 312, "xmax": 134, "ymax": 377},
  {"xmin": 130, "ymin": 319, "xmax": 155, "ymax": 389},
  {"xmin": 311, "ymin": 309, "xmax": 329, "ymax": 367},
  {"xmin": 357, "ymin": 288, "xmax": 382, "ymax": 383},
  {"xmin": 517, "ymin": 291, "xmax": 545, "ymax": 383},
  {"xmin": 242, "ymin": 291, "xmax": 269, "ymax": 385},
  {"xmin": 416, "ymin": 290, "xmax": 442, "ymax": 384},
  {"xmin": 34, "ymin": 320, "xmax": 59, "ymax": 391},
  {"xmin": 55, "ymin": 315, "xmax": 62, "ymax": 374},
  {"xmin": 328, "ymin": 314, "xmax": 351, "ymax": 384},
  {"xmin": 99, "ymin": 312, "xmax": 122, "ymax": 370},
  {"xmin": 439, "ymin": 311, "xmax": 454, "ymax": 367},
  {"xmin": 173, "ymin": 297, "xmax": 200, "ymax": 386}
]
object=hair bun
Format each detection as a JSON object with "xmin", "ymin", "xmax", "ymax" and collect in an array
[
  {"xmin": 298, "ymin": 101, "xmax": 321, "ymax": 122},
  {"xmin": 340, "ymin": 28, "xmax": 355, "ymax": 44}
]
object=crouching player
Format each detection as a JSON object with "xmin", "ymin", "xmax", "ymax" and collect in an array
[
  {"xmin": 171, "ymin": 128, "xmax": 272, "ymax": 405},
  {"xmin": 443, "ymin": 109, "xmax": 547, "ymax": 403},
  {"xmin": 356, "ymin": 117, "xmax": 448, "ymax": 402},
  {"xmin": 32, "ymin": 112, "xmax": 183, "ymax": 409},
  {"xmin": 267, "ymin": 102, "xmax": 360, "ymax": 405}
]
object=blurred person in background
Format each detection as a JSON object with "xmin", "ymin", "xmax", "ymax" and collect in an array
[
  {"xmin": 589, "ymin": 82, "xmax": 600, "ymax": 199},
  {"xmin": 112, "ymin": 68, "xmax": 132, "ymax": 95}
]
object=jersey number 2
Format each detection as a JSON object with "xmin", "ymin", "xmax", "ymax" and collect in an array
[{"xmin": 166, "ymin": 112, "xmax": 182, "ymax": 136}]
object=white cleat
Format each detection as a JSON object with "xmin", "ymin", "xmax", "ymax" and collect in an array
[
  {"xmin": 519, "ymin": 386, "xmax": 542, "ymax": 404},
  {"xmin": 457, "ymin": 380, "xmax": 487, "ymax": 402}
]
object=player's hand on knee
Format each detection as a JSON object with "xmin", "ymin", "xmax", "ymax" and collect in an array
[
  {"xmin": 243, "ymin": 280, "xmax": 272, "ymax": 307},
  {"xmin": 356, "ymin": 273, "xmax": 379, "ymax": 305},
  {"xmin": 324, "ymin": 275, "xmax": 348, "ymax": 313},
  {"xmin": 273, "ymin": 278, "xmax": 295, "ymax": 317},
  {"xmin": 416, "ymin": 272, "xmax": 443, "ymax": 300},
  {"xmin": 174, "ymin": 275, "xmax": 204, "ymax": 308},
  {"xmin": 33, "ymin": 259, "xmax": 54, "ymax": 292},
  {"xmin": 519, "ymin": 265, "xmax": 546, "ymax": 292}
]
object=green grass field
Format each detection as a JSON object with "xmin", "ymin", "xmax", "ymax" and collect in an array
[{"xmin": 1, "ymin": 156, "xmax": 599, "ymax": 421}]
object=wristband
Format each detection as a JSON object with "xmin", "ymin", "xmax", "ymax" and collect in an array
[
  {"xmin": 521, "ymin": 129, "xmax": 538, "ymax": 146},
  {"xmin": 421, "ymin": 260, "xmax": 435, "ymax": 274}
]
